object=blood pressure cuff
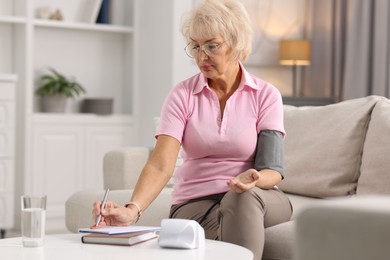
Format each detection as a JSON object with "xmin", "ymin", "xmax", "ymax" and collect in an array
[{"xmin": 254, "ymin": 130, "xmax": 284, "ymax": 178}]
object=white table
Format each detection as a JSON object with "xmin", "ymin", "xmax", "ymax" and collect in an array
[{"xmin": 0, "ymin": 234, "xmax": 253, "ymax": 260}]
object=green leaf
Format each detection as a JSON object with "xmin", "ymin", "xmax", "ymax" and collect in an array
[{"xmin": 35, "ymin": 67, "xmax": 87, "ymax": 98}]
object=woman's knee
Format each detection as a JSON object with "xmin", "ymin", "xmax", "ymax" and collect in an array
[{"xmin": 220, "ymin": 189, "xmax": 265, "ymax": 213}]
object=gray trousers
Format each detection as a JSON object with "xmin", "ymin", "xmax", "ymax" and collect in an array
[{"xmin": 169, "ymin": 187, "xmax": 292, "ymax": 260}]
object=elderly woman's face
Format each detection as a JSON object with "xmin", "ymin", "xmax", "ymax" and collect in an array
[{"xmin": 188, "ymin": 36, "xmax": 236, "ymax": 80}]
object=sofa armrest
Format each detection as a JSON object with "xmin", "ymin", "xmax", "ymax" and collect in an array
[
  {"xmin": 65, "ymin": 188, "xmax": 173, "ymax": 233},
  {"xmin": 295, "ymin": 196, "xmax": 390, "ymax": 260},
  {"xmin": 103, "ymin": 147, "xmax": 151, "ymax": 190}
]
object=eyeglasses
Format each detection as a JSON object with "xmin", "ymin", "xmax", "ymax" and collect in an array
[{"xmin": 184, "ymin": 42, "xmax": 225, "ymax": 58}]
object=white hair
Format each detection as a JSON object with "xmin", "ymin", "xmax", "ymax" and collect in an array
[{"xmin": 181, "ymin": 0, "xmax": 253, "ymax": 61}]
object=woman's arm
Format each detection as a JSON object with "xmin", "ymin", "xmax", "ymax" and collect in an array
[
  {"xmin": 227, "ymin": 130, "xmax": 284, "ymax": 193},
  {"xmin": 227, "ymin": 168, "xmax": 282, "ymax": 193},
  {"xmin": 130, "ymin": 134, "xmax": 181, "ymax": 213},
  {"xmin": 92, "ymin": 135, "xmax": 181, "ymax": 226}
]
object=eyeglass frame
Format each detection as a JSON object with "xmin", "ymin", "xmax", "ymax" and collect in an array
[{"xmin": 184, "ymin": 41, "xmax": 226, "ymax": 58}]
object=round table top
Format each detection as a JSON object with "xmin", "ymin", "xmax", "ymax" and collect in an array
[{"xmin": 0, "ymin": 233, "xmax": 253, "ymax": 260}]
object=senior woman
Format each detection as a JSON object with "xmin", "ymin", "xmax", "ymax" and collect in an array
[{"xmin": 92, "ymin": 0, "xmax": 292, "ymax": 259}]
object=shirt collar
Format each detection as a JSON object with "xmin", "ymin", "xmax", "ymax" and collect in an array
[
  {"xmin": 193, "ymin": 74, "xmax": 208, "ymax": 94},
  {"xmin": 237, "ymin": 62, "xmax": 258, "ymax": 91},
  {"xmin": 192, "ymin": 61, "xmax": 259, "ymax": 94}
]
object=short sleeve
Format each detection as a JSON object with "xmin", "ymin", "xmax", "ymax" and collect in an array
[
  {"xmin": 155, "ymin": 85, "xmax": 190, "ymax": 143},
  {"xmin": 257, "ymin": 86, "xmax": 285, "ymax": 136}
]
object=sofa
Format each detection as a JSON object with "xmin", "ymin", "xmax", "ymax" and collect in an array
[
  {"xmin": 65, "ymin": 95, "xmax": 390, "ymax": 259},
  {"xmin": 294, "ymin": 195, "xmax": 390, "ymax": 260}
]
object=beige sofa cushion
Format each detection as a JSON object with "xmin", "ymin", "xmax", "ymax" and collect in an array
[
  {"xmin": 278, "ymin": 96, "xmax": 381, "ymax": 197},
  {"xmin": 357, "ymin": 98, "xmax": 390, "ymax": 194}
]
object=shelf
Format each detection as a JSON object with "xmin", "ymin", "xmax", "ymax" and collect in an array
[
  {"xmin": 33, "ymin": 19, "xmax": 133, "ymax": 34},
  {"xmin": 32, "ymin": 113, "xmax": 135, "ymax": 124},
  {"xmin": 0, "ymin": 15, "xmax": 27, "ymax": 24},
  {"xmin": 0, "ymin": 74, "xmax": 18, "ymax": 82}
]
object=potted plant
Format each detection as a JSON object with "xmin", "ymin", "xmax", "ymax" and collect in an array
[{"xmin": 35, "ymin": 67, "xmax": 86, "ymax": 113}]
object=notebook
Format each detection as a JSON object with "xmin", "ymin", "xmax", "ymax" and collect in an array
[
  {"xmin": 81, "ymin": 231, "xmax": 158, "ymax": 246},
  {"xmin": 78, "ymin": 225, "xmax": 160, "ymax": 235}
]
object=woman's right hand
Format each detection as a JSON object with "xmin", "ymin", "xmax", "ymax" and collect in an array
[{"xmin": 91, "ymin": 200, "xmax": 139, "ymax": 228}]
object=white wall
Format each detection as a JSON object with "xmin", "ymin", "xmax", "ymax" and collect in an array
[
  {"xmin": 136, "ymin": 0, "xmax": 196, "ymax": 147},
  {"xmin": 136, "ymin": 0, "xmax": 173, "ymax": 147},
  {"xmin": 172, "ymin": 1, "xmax": 198, "ymax": 85}
]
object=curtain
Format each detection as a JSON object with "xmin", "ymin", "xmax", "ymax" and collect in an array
[{"xmin": 303, "ymin": 0, "xmax": 390, "ymax": 101}]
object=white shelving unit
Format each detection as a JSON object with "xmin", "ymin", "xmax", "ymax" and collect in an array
[
  {"xmin": 0, "ymin": 74, "xmax": 17, "ymax": 238},
  {"xmin": 0, "ymin": 0, "xmax": 139, "ymax": 233}
]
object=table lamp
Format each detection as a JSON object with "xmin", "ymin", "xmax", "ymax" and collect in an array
[{"xmin": 279, "ymin": 39, "xmax": 311, "ymax": 96}]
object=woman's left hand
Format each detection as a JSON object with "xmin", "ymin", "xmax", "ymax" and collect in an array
[{"xmin": 227, "ymin": 169, "xmax": 260, "ymax": 193}]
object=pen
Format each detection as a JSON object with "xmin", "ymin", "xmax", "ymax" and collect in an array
[{"xmin": 95, "ymin": 188, "xmax": 109, "ymax": 226}]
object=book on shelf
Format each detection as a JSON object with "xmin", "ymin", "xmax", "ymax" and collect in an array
[
  {"xmin": 96, "ymin": 0, "xmax": 111, "ymax": 24},
  {"xmin": 84, "ymin": 0, "xmax": 103, "ymax": 23},
  {"xmin": 81, "ymin": 231, "xmax": 159, "ymax": 246}
]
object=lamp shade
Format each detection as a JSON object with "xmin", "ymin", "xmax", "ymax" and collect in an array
[{"xmin": 279, "ymin": 39, "xmax": 311, "ymax": 66}]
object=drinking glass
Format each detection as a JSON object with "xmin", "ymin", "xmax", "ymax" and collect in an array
[{"xmin": 21, "ymin": 195, "xmax": 47, "ymax": 247}]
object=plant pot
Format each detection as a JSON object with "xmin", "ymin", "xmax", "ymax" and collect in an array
[
  {"xmin": 40, "ymin": 95, "xmax": 67, "ymax": 113},
  {"xmin": 81, "ymin": 98, "xmax": 113, "ymax": 115}
]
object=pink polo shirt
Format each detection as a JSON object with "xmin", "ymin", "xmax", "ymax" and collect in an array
[{"xmin": 156, "ymin": 63, "xmax": 285, "ymax": 204}]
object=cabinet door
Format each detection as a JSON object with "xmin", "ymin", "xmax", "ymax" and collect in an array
[
  {"xmin": 0, "ymin": 159, "xmax": 13, "ymax": 228},
  {"xmin": 0, "ymin": 128, "xmax": 13, "ymax": 157},
  {"xmin": 0, "ymin": 84, "xmax": 15, "ymax": 157},
  {"xmin": 31, "ymin": 124, "xmax": 84, "ymax": 231},
  {"xmin": 0, "ymin": 102, "xmax": 15, "ymax": 127},
  {"xmin": 0, "ymin": 192, "xmax": 13, "ymax": 228},
  {"xmin": 85, "ymin": 125, "xmax": 135, "ymax": 189}
]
